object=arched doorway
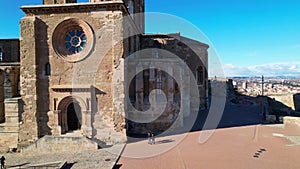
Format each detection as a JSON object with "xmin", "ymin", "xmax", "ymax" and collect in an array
[
  {"xmin": 67, "ymin": 102, "xmax": 81, "ymax": 131},
  {"xmin": 57, "ymin": 96, "xmax": 86, "ymax": 134}
]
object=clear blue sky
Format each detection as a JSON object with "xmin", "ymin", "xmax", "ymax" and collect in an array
[{"xmin": 1, "ymin": 0, "xmax": 300, "ymax": 76}]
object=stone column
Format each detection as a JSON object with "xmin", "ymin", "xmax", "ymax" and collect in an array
[
  {"xmin": 4, "ymin": 70, "xmax": 11, "ymax": 98},
  {"xmin": 52, "ymin": 110, "xmax": 61, "ymax": 136},
  {"xmin": 10, "ymin": 68, "xmax": 19, "ymax": 97},
  {"xmin": 149, "ymin": 62, "xmax": 155, "ymax": 81},
  {"xmin": 181, "ymin": 65, "xmax": 190, "ymax": 118},
  {"xmin": 0, "ymin": 70, "xmax": 4, "ymax": 123},
  {"xmin": 156, "ymin": 70, "xmax": 162, "ymax": 94},
  {"xmin": 135, "ymin": 62, "xmax": 143, "ymax": 110},
  {"xmin": 82, "ymin": 110, "xmax": 92, "ymax": 138},
  {"xmin": 167, "ymin": 63, "xmax": 174, "ymax": 102}
]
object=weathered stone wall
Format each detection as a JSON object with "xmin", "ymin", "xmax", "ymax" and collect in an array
[
  {"xmin": 19, "ymin": 16, "xmax": 39, "ymax": 144},
  {"xmin": 268, "ymin": 94, "xmax": 295, "ymax": 110},
  {"xmin": 21, "ymin": 5, "xmax": 128, "ymax": 143},
  {"xmin": 34, "ymin": 17, "xmax": 51, "ymax": 137},
  {"xmin": 124, "ymin": 34, "xmax": 208, "ymax": 134},
  {"xmin": 140, "ymin": 34, "xmax": 209, "ymax": 110},
  {"xmin": 0, "ymin": 39, "xmax": 20, "ymax": 62},
  {"xmin": 0, "ymin": 70, "xmax": 4, "ymax": 123}
]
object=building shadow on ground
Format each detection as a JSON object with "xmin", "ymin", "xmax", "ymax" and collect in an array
[{"xmin": 126, "ymin": 90, "xmax": 298, "ymax": 143}]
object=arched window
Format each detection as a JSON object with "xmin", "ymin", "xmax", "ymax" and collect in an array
[
  {"xmin": 45, "ymin": 63, "xmax": 51, "ymax": 76},
  {"xmin": 196, "ymin": 66, "xmax": 204, "ymax": 85}
]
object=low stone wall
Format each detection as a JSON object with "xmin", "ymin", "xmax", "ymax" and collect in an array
[
  {"xmin": 294, "ymin": 93, "xmax": 300, "ymax": 111},
  {"xmin": 268, "ymin": 94, "xmax": 295, "ymax": 110},
  {"xmin": 21, "ymin": 136, "xmax": 98, "ymax": 154},
  {"xmin": 283, "ymin": 116, "xmax": 300, "ymax": 127}
]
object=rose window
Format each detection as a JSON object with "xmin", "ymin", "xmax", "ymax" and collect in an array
[
  {"xmin": 65, "ymin": 30, "xmax": 87, "ymax": 54},
  {"xmin": 52, "ymin": 18, "xmax": 94, "ymax": 62}
]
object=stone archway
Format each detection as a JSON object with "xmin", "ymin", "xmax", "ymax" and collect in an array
[
  {"xmin": 67, "ymin": 102, "xmax": 81, "ymax": 131},
  {"xmin": 57, "ymin": 96, "xmax": 86, "ymax": 134}
]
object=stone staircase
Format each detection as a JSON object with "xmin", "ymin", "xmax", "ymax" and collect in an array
[
  {"xmin": 0, "ymin": 98, "xmax": 22, "ymax": 153},
  {"xmin": 61, "ymin": 130, "xmax": 83, "ymax": 137}
]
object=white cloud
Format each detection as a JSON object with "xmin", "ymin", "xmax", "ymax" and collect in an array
[{"xmin": 221, "ymin": 61, "xmax": 300, "ymax": 77}]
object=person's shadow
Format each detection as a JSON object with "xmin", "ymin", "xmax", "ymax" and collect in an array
[{"xmin": 155, "ymin": 139, "xmax": 175, "ymax": 144}]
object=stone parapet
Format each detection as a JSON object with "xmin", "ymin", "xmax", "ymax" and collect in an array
[{"xmin": 283, "ymin": 116, "xmax": 300, "ymax": 127}]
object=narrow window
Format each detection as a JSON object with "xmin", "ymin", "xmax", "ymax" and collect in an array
[
  {"xmin": 0, "ymin": 48, "xmax": 3, "ymax": 62},
  {"xmin": 197, "ymin": 66, "xmax": 204, "ymax": 85},
  {"xmin": 45, "ymin": 63, "xmax": 51, "ymax": 76}
]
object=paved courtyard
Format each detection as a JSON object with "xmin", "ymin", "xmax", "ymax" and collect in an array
[
  {"xmin": 116, "ymin": 123, "xmax": 300, "ymax": 169},
  {"xmin": 116, "ymin": 96, "xmax": 300, "ymax": 169}
]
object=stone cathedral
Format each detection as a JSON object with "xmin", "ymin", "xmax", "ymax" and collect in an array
[{"xmin": 0, "ymin": 0, "xmax": 208, "ymax": 152}]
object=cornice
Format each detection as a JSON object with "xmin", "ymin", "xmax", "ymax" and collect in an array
[{"xmin": 21, "ymin": 1, "xmax": 126, "ymax": 15}]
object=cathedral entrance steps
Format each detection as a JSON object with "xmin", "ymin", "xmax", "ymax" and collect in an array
[
  {"xmin": 61, "ymin": 130, "xmax": 83, "ymax": 137},
  {"xmin": 0, "ymin": 124, "xmax": 19, "ymax": 132},
  {"xmin": 21, "ymin": 135, "xmax": 98, "ymax": 154}
]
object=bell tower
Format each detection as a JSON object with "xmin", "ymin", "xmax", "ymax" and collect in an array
[{"xmin": 43, "ymin": 0, "xmax": 77, "ymax": 4}]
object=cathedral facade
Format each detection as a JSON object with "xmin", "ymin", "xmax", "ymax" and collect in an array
[{"xmin": 0, "ymin": 0, "xmax": 208, "ymax": 152}]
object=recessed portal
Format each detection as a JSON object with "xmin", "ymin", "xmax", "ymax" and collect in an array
[{"xmin": 67, "ymin": 102, "xmax": 81, "ymax": 131}]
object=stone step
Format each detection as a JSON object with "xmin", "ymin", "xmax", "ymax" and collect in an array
[
  {"xmin": 5, "ymin": 109, "xmax": 19, "ymax": 114},
  {"xmin": 4, "ymin": 116, "xmax": 19, "ymax": 123},
  {"xmin": 21, "ymin": 136, "xmax": 98, "ymax": 154},
  {"xmin": 0, "ymin": 126, "xmax": 19, "ymax": 132},
  {"xmin": 0, "ymin": 146, "xmax": 9, "ymax": 153},
  {"xmin": 93, "ymin": 122, "xmax": 115, "ymax": 127},
  {"xmin": 62, "ymin": 130, "xmax": 83, "ymax": 137},
  {"xmin": 0, "ymin": 122, "xmax": 19, "ymax": 127},
  {"xmin": 4, "ymin": 103, "xmax": 19, "ymax": 110}
]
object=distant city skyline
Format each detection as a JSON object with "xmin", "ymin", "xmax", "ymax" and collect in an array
[{"xmin": 1, "ymin": 0, "xmax": 300, "ymax": 77}]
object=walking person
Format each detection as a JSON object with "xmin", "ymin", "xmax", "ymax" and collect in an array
[
  {"xmin": 147, "ymin": 131, "xmax": 152, "ymax": 144},
  {"xmin": 1, "ymin": 156, "xmax": 5, "ymax": 169},
  {"xmin": 151, "ymin": 132, "xmax": 155, "ymax": 145}
]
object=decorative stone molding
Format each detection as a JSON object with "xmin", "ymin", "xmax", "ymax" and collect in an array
[{"xmin": 52, "ymin": 18, "xmax": 95, "ymax": 62}]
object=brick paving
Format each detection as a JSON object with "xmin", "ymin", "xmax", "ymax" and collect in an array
[{"xmin": 116, "ymin": 124, "xmax": 300, "ymax": 169}]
